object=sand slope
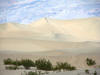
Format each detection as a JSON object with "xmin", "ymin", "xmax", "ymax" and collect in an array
[
  {"xmin": 0, "ymin": 18, "xmax": 100, "ymax": 75},
  {"xmin": 0, "ymin": 17, "xmax": 100, "ymax": 41},
  {"xmin": 0, "ymin": 17, "xmax": 100, "ymax": 52}
]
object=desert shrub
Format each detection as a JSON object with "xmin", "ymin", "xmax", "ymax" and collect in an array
[
  {"xmin": 4, "ymin": 58, "xmax": 13, "ymax": 65},
  {"xmin": 86, "ymin": 58, "xmax": 96, "ymax": 66},
  {"xmin": 4, "ymin": 58, "xmax": 76, "ymax": 71},
  {"xmin": 54, "ymin": 62, "xmax": 76, "ymax": 71},
  {"xmin": 85, "ymin": 69, "xmax": 89, "ymax": 74},
  {"xmin": 4, "ymin": 58, "xmax": 35, "ymax": 69},
  {"xmin": 21, "ymin": 59, "xmax": 35, "ymax": 69},
  {"xmin": 4, "ymin": 58, "xmax": 21, "ymax": 66},
  {"xmin": 35, "ymin": 59, "xmax": 53, "ymax": 71},
  {"xmin": 12, "ymin": 60, "xmax": 22, "ymax": 66},
  {"xmin": 5, "ymin": 65, "xmax": 18, "ymax": 70}
]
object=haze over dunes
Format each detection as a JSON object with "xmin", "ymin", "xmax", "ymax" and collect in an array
[
  {"xmin": 0, "ymin": 17, "xmax": 100, "ymax": 41},
  {"xmin": 0, "ymin": 17, "xmax": 100, "ymax": 52}
]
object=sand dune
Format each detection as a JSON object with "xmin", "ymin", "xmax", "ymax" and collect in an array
[
  {"xmin": 0, "ymin": 17, "xmax": 100, "ymax": 52},
  {"xmin": 29, "ymin": 17, "xmax": 100, "ymax": 41},
  {"xmin": 0, "ymin": 17, "xmax": 100, "ymax": 41},
  {"xmin": 0, "ymin": 38, "xmax": 100, "ymax": 52},
  {"xmin": 0, "ymin": 18, "xmax": 100, "ymax": 75}
]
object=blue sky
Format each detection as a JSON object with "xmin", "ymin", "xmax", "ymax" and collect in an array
[{"xmin": 0, "ymin": 0, "xmax": 100, "ymax": 24}]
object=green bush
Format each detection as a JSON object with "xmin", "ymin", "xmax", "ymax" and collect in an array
[
  {"xmin": 3, "ymin": 58, "xmax": 76, "ymax": 71},
  {"xmin": 21, "ymin": 59, "xmax": 35, "ymax": 69},
  {"xmin": 12, "ymin": 60, "xmax": 22, "ymax": 66},
  {"xmin": 4, "ymin": 58, "xmax": 35, "ymax": 69},
  {"xmin": 4, "ymin": 58, "xmax": 13, "ymax": 65},
  {"xmin": 86, "ymin": 58, "xmax": 96, "ymax": 66},
  {"xmin": 4, "ymin": 58, "xmax": 22, "ymax": 66},
  {"xmin": 54, "ymin": 62, "xmax": 76, "ymax": 71},
  {"xmin": 35, "ymin": 59, "xmax": 53, "ymax": 71}
]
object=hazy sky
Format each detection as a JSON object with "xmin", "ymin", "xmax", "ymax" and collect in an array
[{"xmin": 0, "ymin": 0, "xmax": 100, "ymax": 24}]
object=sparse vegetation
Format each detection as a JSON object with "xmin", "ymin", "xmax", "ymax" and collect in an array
[
  {"xmin": 54, "ymin": 62, "xmax": 76, "ymax": 71},
  {"xmin": 4, "ymin": 58, "xmax": 22, "ymax": 66},
  {"xmin": 4, "ymin": 58, "xmax": 13, "ymax": 65},
  {"xmin": 3, "ymin": 58, "xmax": 76, "ymax": 71},
  {"xmin": 35, "ymin": 59, "xmax": 53, "ymax": 71},
  {"xmin": 4, "ymin": 58, "xmax": 35, "ymax": 69},
  {"xmin": 21, "ymin": 59, "xmax": 35, "ymax": 69},
  {"xmin": 12, "ymin": 60, "xmax": 22, "ymax": 66},
  {"xmin": 3, "ymin": 58, "xmax": 99, "ymax": 75},
  {"xmin": 86, "ymin": 58, "xmax": 96, "ymax": 66}
]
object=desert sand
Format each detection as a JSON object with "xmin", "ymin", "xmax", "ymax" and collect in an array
[
  {"xmin": 0, "ymin": 50, "xmax": 100, "ymax": 75},
  {"xmin": 0, "ymin": 17, "xmax": 100, "ymax": 75}
]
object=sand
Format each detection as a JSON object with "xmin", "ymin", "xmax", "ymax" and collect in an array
[
  {"xmin": 0, "ymin": 17, "xmax": 100, "ymax": 42},
  {"xmin": 0, "ymin": 50, "xmax": 100, "ymax": 75},
  {"xmin": 0, "ymin": 17, "xmax": 100, "ymax": 75}
]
